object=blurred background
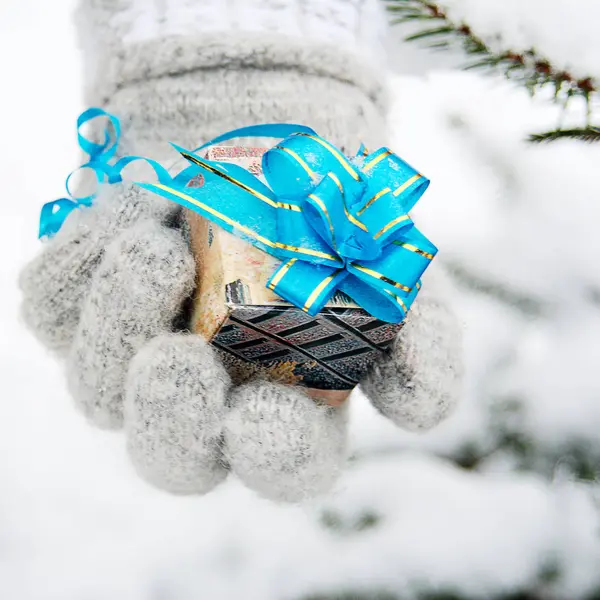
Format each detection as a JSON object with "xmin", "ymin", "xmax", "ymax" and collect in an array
[{"xmin": 1, "ymin": 1, "xmax": 600, "ymax": 599}]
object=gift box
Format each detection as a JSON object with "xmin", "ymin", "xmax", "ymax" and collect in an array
[
  {"xmin": 140, "ymin": 124, "xmax": 436, "ymax": 406},
  {"xmin": 186, "ymin": 147, "xmax": 403, "ymax": 406}
]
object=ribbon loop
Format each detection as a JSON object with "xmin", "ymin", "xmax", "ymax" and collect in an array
[
  {"xmin": 39, "ymin": 108, "xmax": 123, "ymax": 238},
  {"xmin": 76, "ymin": 107, "xmax": 121, "ymax": 164},
  {"xmin": 140, "ymin": 123, "xmax": 437, "ymax": 323}
]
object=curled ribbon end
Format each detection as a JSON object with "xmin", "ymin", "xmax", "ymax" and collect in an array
[
  {"xmin": 38, "ymin": 199, "xmax": 79, "ymax": 239},
  {"xmin": 39, "ymin": 110, "xmax": 176, "ymax": 240}
]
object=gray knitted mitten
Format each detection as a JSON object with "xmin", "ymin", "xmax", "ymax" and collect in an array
[{"xmin": 19, "ymin": 0, "xmax": 462, "ymax": 502}]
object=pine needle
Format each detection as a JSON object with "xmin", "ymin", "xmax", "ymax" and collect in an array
[{"xmin": 528, "ymin": 128, "xmax": 600, "ymax": 143}]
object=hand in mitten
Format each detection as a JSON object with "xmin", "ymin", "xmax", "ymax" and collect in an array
[{"xmin": 20, "ymin": 0, "xmax": 462, "ymax": 502}]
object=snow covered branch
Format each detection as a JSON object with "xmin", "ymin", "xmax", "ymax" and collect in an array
[{"xmin": 385, "ymin": 0, "xmax": 600, "ymax": 142}]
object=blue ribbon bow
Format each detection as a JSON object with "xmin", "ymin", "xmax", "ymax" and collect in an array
[
  {"xmin": 39, "ymin": 108, "xmax": 170, "ymax": 238},
  {"xmin": 139, "ymin": 124, "xmax": 437, "ymax": 323}
]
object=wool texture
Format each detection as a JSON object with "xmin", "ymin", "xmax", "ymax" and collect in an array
[
  {"xmin": 19, "ymin": 183, "xmax": 175, "ymax": 355},
  {"xmin": 19, "ymin": 0, "xmax": 463, "ymax": 502},
  {"xmin": 67, "ymin": 220, "xmax": 195, "ymax": 429},
  {"xmin": 75, "ymin": 0, "xmax": 389, "ymax": 158},
  {"xmin": 224, "ymin": 382, "xmax": 349, "ymax": 503},
  {"xmin": 76, "ymin": 0, "xmax": 387, "ymax": 104},
  {"xmin": 361, "ymin": 266, "xmax": 464, "ymax": 431},
  {"xmin": 106, "ymin": 65, "xmax": 387, "ymax": 161},
  {"xmin": 125, "ymin": 334, "xmax": 230, "ymax": 494}
]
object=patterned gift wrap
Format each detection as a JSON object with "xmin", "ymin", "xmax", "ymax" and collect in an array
[{"xmin": 212, "ymin": 301, "xmax": 401, "ymax": 391}]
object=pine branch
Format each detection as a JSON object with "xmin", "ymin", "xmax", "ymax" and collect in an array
[
  {"xmin": 528, "ymin": 127, "xmax": 600, "ymax": 143},
  {"xmin": 385, "ymin": 0, "xmax": 600, "ymax": 142}
]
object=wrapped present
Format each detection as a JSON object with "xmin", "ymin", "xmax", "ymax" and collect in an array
[
  {"xmin": 185, "ymin": 146, "xmax": 404, "ymax": 405},
  {"xmin": 140, "ymin": 124, "xmax": 437, "ymax": 405}
]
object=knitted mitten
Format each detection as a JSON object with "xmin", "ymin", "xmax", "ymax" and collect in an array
[{"xmin": 19, "ymin": 0, "xmax": 462, "ymax": 502}]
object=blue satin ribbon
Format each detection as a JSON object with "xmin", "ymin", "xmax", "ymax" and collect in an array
[
  {"xmin": 39, "ymin": 108, "xmax": 170, "ymax": 238},
  {"xmin": 140, "ymin": 124, "xmax": 437, "ymax": 323}
]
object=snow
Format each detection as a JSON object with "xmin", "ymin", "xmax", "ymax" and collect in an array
[
  {"xmin": 2, "ymin": 1, "xmax": 600, "ymax": 599},
  {"xmin": 392, "ymin": 72, "xmax": 600, "ymax": 303},
  {"xmin": 389, "ymin": 72, "xmax": 600, "ymax": 457}
]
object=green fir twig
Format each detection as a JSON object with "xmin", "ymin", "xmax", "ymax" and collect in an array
[
  {"xmin": 385, "ymin": 0, "xmax": 600, "ymax": 142},
  {"xmin": 528, "ymin": 127, "xmax": 600, "ymax": 143}
]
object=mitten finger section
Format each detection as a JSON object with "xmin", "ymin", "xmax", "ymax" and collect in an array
[
  {"xmin": 67, "ymin": 220, "xmax": 195, "ymax": 429},
  {"xmin": 361, "ymin": 291, "xmax": 463, "ymax": 432},
  {"xmin": 19, "ymin": 183, "xmax": 177, "ymax": 354},
  {"xmin": 124, "ymin": 334, "xmax": 230, "ymax": 494},
  {"xmin": 223, "ymin": 381, "xmax": 348, "ymax": 503}
]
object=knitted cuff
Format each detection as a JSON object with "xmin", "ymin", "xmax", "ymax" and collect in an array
[
  {"xmin": 75, "ymin": 0, "xmax": 389, "ymax": 107},
  {"xmin": 104, "ymin": 66, "xmax": 389, "ymax": 159}
]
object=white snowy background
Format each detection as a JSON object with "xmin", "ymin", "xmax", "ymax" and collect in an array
[{"xmin": 1, "ymin": 1, "xmax": 600, "ymax": 599}]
